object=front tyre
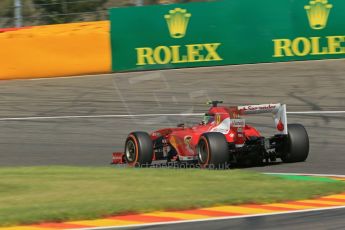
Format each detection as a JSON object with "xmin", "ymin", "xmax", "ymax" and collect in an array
[
  {"xmin": 281, "ymin": 124, "xmax": 309, "ymax": 163},
  {"xmin": 125, "ymin": 132, "xmax": 153, "ymax": 167},
  {"xmin": 197, "ymin": 132, "xmax": 229, "ymax": 168}
]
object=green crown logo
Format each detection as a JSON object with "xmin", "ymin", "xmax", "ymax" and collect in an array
[
  {"xmin": 304, "ymin": 0, "xmax": 333, "ymax": 30},
  {"xmin": 164, "ymin": 8, "xmax": 191, "ymax": 38}
]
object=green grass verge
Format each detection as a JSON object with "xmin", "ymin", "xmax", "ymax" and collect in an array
[{"xmin": 0, "ymin": 166, "xmax": 344, "ymax": 227}]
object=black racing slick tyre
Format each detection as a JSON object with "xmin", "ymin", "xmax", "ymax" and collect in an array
[
  {"xmin": 197, "ymin": 132, "xmax": 229, "ymax": 168},
  {"xmin": 281, "ymin": 124, "xmax": 309, "ymax": 163},
  {"xmin": 124, "ymin": 132, "xmax": 153, "ymax": 167}
]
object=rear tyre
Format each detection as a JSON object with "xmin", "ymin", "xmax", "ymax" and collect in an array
[
  {"xmin": 197, "ymin": 132, "xmax": 229, "ymax": 168},
  {"xmin": 281, "ymin": 124, "xmax": 309, "ymax": 163},
  {"xmin": 125, "ymin": 132, "xmax": 153, "ymax": 167}
]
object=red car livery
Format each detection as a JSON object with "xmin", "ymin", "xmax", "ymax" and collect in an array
[{"xmin": 112, "ymin": 101, "xmax": 309, "ymax": 168}]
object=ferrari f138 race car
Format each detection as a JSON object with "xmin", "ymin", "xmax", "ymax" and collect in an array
[{"xmin": 112, "ymin": 101, "xmax": 309, "ymax": 168}]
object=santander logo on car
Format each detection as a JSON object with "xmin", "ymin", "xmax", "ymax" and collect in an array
[
  {"xmin": 239, "ymin": 104, "xmax": 280, "ymax": 115},
  {"xmin": 245, "ymin": 104, "xmax": 277, "ymax": 111}
]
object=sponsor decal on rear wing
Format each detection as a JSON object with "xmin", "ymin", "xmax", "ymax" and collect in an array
[{"xmin": 238, "ymin": 103, "xmax": 288, "ymax": 135}]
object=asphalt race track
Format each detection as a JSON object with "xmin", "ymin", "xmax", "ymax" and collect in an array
[
  {"xmin": 0, "ymin": 59, "xmax": 345, "ymax": 229},
  {"xmin": 1, "ymin": 59, "xmax": 344, "ymax": 173}
]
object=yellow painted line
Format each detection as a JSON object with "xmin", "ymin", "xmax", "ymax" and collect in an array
[
  {"xmin": 330, "ymin": 177, "xmax": 345, "ymax": 181},
  {"xmin": 299, "ymin": 199, "xmax": 345, "ymax": 205},
  {"xmin": 263, "ymin": 203, "xmax": 316, "ymax": 210},
  {"xmin": 142, "ymin": 211, "xmax": 208, "ymax": 220},
  {"xmin": 66, "ymin": 219, "xmax": 142, "ymax": 227},
  {"xmin": 0, "ymin": 227, "xmax": 52, "ymax": 230},
  {"xmin": 323, "ymin": 194, "xmax": 345, "ymax": 199},
  {"xmin": 203, "ymin": 205, "xmax": 272, "ymax": 214}
]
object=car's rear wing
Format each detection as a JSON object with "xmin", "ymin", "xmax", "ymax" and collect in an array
[{"xmin": 237, "ymin": 103, "xmax": 288, "ymax": 135}]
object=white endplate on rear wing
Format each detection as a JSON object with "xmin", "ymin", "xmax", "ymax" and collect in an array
[{"xmin": 238, "ymin": 104, "xmax": 288, "ymax": 135}]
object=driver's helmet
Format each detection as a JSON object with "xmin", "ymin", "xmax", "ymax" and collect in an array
[{"xmin": 203, "ymin": 113, "xmax": 214, "ymax": 124}]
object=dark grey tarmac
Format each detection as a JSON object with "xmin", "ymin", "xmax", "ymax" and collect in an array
[
  {"xmin": 0, "ymin": 59, "xmax": 345, "ymax": 229},
  {"xmin": 1, "ymin": 59, "xmax": 344, "ymax": 174}
]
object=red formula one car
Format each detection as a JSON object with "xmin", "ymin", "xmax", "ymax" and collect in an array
[{"xmin": 112, "ymin": 101, "xmax": 309, "ymax": 168}]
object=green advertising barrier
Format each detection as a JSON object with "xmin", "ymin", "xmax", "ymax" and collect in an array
[{"xmin": 110, "ymin": 0, "xmax": 345, "ymax": 72}]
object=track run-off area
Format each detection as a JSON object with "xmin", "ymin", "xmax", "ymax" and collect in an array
[{"xmin": 1, "ymin": 173, "xmax": 345, "ymax": 230}]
